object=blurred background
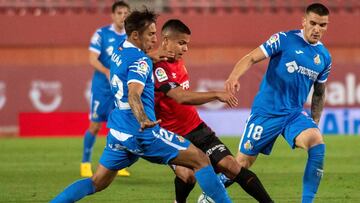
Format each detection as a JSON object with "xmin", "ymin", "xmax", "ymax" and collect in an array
[{"xmin": 0, "ymin": 0, "xmax": 359, "ymax": 137}]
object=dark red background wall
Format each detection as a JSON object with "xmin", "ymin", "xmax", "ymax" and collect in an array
[
  {"xmin": 0, "ymin": 10, "xmax": 359, "ymax": 134},
  {"xmin": 1, "ymin": 11, "xmax": 359, "ymax": 46}
]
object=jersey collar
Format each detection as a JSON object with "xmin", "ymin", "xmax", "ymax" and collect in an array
[
  {"xmin": 123, "ymin": 40, "xmax": 141, "ymax": 51},
  {"xmin": 110, "ymin": 24, "xmax": 126, "ymax": 35},
  {"xmin": 296, "ymin": 29, "xmax": 322, "ymax": 46}
]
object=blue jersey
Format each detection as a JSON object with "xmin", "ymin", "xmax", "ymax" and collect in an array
[
  {"xmin": 252, "ymin": 30, "xmax": 332, "ymax": 116},
  {"xmin": 89, "ymin": 24, "xmax": 127, "ymax": 92},
  {"xmin": 107, "ymin": 40, "xmax": 156, "ymax": 135}
]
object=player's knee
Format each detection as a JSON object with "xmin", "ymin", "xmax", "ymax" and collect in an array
[
  {"xmin": 192, "ymin": 147, "xmax": 211, "ymax": 169},
  {"xmin": 91, "ymin": 176, "xmax": 111, "ymax": 192},
  {"xmin": 306, "ymin": 131, "xmax": 324, "ymax": 150},
  {"xmin": 89, "ymin": 122, "xmax": 102, "ymax": 135},
  {"xmin": 236, "ymin": 155, "xmax": 253, "ymax": 169},
  {"xmin": 176, "ymin": 167, "xmax": 196, "ymax": 184},
  {"xmin": 217, "ymin": 156, "xmax": 241, "ymax": 179},
  {"xmin": 179, "ymin": 174, "xmax": 196, "ymax": 184}
]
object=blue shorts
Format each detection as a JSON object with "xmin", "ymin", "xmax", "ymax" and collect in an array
[
  {"xmin": 89, "ymin": 81, "xmax": 114, "ymax": 122},
  {"xmin": 238, "ymin": 111, "xmax": 318, "ymax": 156},
  {"xmin": 99, "ymin": 127, "xmax": 191, "ymax": 171}
]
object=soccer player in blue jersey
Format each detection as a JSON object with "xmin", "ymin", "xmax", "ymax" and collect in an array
[
  {"xmin": 222, "ymin": 3, "xmax": 331, "ymax": 203},
  {"xmin": 51, "ymin": 9, "xmax": 232, "ymax": 203},
  {"xmin": 81, "ymin": 1, "xmax": 130, "ymax": 177}
]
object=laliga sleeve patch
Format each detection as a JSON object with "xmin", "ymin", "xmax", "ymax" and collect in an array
[
  {"xmin": 137, "ymin": 60, "xmax": 149, "ymax": 75},
  {"xmin": 155, "ymin": 67, "xmax": 169, "ymax": 82},
  {"xmin": 266, "ymin": 33, "xmax": 280, "ymax": 45},
  {"xmin": 90, "ymin": 32, "xmax": 101, "ymax": 46}
]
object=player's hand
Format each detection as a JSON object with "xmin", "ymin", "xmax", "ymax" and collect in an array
[
  {"xmin": 216, "ymin": 92, "xmax": 238, "ymax": 108},
  {"xmin": 225, "ymin": 77, "xmax": 240, "ymax": 94},
  {"xmin": 139, "ymin": 119, "xmax": 162, "ymax": 132},
  {"xmin": 104, "ymin": 69, "xmax": 110, "ymax": 80},
  {"xmin": 148, "ymin": 49, "xmax": 175, "ymax": 63}
]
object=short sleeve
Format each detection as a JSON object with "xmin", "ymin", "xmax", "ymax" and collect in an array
[
  {"xmin": 260, "ymin": 32, "xmax": 287, "ymax": 58},
  {"xmin": 127, "ymin": 57, "xmax": 152, "ymax": 86},
  {"xmin": 154, "ymin": 63, "xmax": 180, "ymax": 93},
  {"xmin": 317, "ymin": 55, "xmax": 332, "ymax": 83},
  {"xmin": 89, "ymin": 29, "xmax": 102, "ymax": 54}
]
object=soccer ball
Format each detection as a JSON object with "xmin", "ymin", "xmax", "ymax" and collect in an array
[{"xmin": 197, "ymin": 193, "xmax": 215, "ymax": 203}]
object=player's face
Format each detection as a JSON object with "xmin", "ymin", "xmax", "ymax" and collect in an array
[
  {"xmin": 139, "ymin": 23, "xmax": 157, "ymax": 53},
  {"xmin": 111, "ymin": 6, "xmax": 129, "ymax": 30},
  {"xmin": 165, "ymin": 33, "xmax": 190, "ymax": 60},
  {"xmin": 302, "ymin": 12, "xmax": 329, "ymax": 44}
]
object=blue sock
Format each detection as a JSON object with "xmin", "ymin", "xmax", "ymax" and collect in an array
[
  {"xmin": 218, "ymin": 173, "xmax": 234, "ymax": 188},
  {"xmin": 195, "ymin": 165, "xmax": 232, "ymax": 203},
  {"xmin": 51, "ymin": 178, "xmax": 96, "ymax": 203},
  {"xmin": 302, "ymin": 144, "xmax": 325, "ymax": 203},
  {"xmin": 82, "ymin": 131, "xmax": 96, "ymax": 163}
]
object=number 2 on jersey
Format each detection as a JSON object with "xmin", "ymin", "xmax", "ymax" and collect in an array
[{"xmin": 111, "ymin": 75, "xmax": 130, "ymax": 109}]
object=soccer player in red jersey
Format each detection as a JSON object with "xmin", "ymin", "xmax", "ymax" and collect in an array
[{"xmin": 154, "ymin": 19, "xmax": 273, "ymax": 203}]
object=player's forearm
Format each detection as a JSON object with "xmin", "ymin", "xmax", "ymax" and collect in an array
[
  {"xmin": 311, "ymin": 83, "xmax": 326, "ymax": 124},
  {"xmin": 90, "ymin": 59, "xmax": 109, "ymax": 75},
  {"xmin": 128, "ymin": 93, "xmax": 149, "ymax": 124},
  {"xmin": 178, "ymin": 91, "xmax": 219, "ymax": 105},
  {"xmin": 228, "ymin": 54, "xmax": 254, "ymax": 80}
]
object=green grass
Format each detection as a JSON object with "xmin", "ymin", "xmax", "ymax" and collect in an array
[{"xmin": 0, "ymin": 136, "xmax": 359, "ymax": 202}]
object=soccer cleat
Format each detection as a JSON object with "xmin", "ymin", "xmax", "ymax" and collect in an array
[
  {"xmin": 197, "ymin": 192, "xmax": 215, "ymax": 203},
  {"xmin": 80, "ymin": 162, "xmax": 93, "ymax": 177},
  {"xmin": 117, "ymin": 168, "xmax": 130, "ymax": 177}
]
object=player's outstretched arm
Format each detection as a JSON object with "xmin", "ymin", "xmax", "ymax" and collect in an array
[
  {"xmin": 225, "ymin": 47, "xmax": 267, "ymax": 94},
  {"xmin": 311, "ymin": 82, "xmax": 326, "ymax": 124},
  {"xmin": 147, "ymin": 48, "xmax": 175, "ymax": 63},
  {"xmin": 128, "ymin": 82, "xmax": 161, "ymax": 131},
  {"xmin": 166, "ymin": 87, "xmax": 238, "ymax": 107},
  {"xmin": 89, "ymin": 51, "xmax": 110, "ymax": 79}
]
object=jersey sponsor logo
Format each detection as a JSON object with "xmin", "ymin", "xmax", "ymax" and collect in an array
[
  {"xmin": 295, "ymin": 50, "xmax": 304, "ymax": 54},
  {"xmin": 180, "ymin": 81, "xmax": 190, "ymax": 90},
  {"xmin": 206, "ymin": 144, "xmax": 227, "ymax": 156},
  {"xmin": 266, "ymin": 33, "xmax": 279, "ymax": 45},
  {"xmin": 172, "ymin": 72, "xmax": 177, "ymax": 78},
  {"xmin": 108, "ymin": 38, "xmax": 115, "ymax": 42},
  {"xmin": 285, "ymin": 61, "xmax": 319, "ymax": 81},
  {"xmin": 155, "ymin": 67, "xmax": 168, "ymax": 82},
  {"xmin": 111, "ymin": 52, "xmax": 122, "ymax": 67},
  {"xmin": 29, "ymin": 80, "xmax": 62, "ymax": 112},
  {"xmin": 314, "ymin": 54, "xmax": 321, "ymax": 65},
  {"xmin": 106, "ymin": 46, "xmax": 114, "ymax": 56}
]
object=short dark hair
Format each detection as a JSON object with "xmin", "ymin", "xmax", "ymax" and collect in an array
[
  {"xmin": 125, "ymin": 8, "xmax": 157, "ymax": 36},
  {"xmin": 112, "ymin": 1, "xmax": 130, "ymax": 13},
  {"xmin": 162, "ymin": 19, "xmax": 191, "ymax": 35},
  {"xmin": 306, "ymin": 3, "xmax": 329, "ymax": 16}
]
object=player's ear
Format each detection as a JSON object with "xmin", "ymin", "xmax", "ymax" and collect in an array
[
  {"xmin": 162, "ymin": 36, "xmax": 169, "ymax": 46},
  {"xmin": 132, "ymin": 31, "xmax": 140, "ymax": 40},
  {"xmin": 302, "ymin": 16, "xmax": 306, "ymax": 27}
]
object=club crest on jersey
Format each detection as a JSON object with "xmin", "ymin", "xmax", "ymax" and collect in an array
[
  {"xmin": 155, "ymin": 67, "xmax": 168, "ymax": 82},
  {"xmin": 244, "ymin": 140, "xmax": 253, "ymax": 151},
  {"xmin": 176, "ymin": 135, "xmax": 185, "ymax": 143},
  {"xmin": 266, "ymin": 33, "xmax": 279, "ymax": 45},
  {"xmin": 314, "ymin": 54, "xmax": 321, "ymax": 65}
]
